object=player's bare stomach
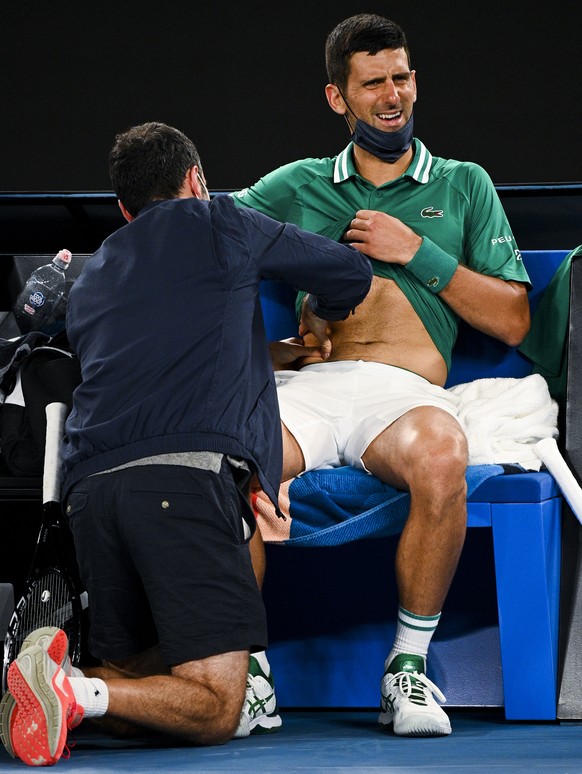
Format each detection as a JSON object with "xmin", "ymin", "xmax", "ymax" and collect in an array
[{"xmin": 300, "ymin": 276, "xmax": 449, "ymax": 386}]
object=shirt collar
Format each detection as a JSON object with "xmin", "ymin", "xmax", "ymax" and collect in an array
[{"xmin": 333, "ymin": 138, "xmax": 433, "ymax": 185}]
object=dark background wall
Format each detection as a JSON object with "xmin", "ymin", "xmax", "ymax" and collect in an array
[{"xmin": 1, "ymin": 0, "xmax": 580, "ymax": 191}]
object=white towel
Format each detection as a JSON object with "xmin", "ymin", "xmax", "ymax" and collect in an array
[{"xmin": 448, "ymin": 374, "xmax": 558, "ymax": 471}]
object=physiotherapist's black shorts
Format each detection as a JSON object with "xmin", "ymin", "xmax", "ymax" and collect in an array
[{"xmin": 65, "ymin": 458, "xmax": 267, "ymax": 665}]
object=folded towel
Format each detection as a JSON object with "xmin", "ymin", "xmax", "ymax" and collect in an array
[{"xmin": 448, "ymin": 374, "xmax": 558, "ymax": 471}]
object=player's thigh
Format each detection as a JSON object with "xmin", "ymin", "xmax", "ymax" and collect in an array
[{"xmin": 281, "ymin": 421, "xmax": 306, "ymax": 480}]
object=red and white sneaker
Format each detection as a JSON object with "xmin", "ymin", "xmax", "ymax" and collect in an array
[
  {"xmin": 19, "ymin": 627, "xmax": 84, "ymax": 729},
  {"xmin": 0, "ymin": 627, "xmax": 83, "ymax": 760},
  {"xmin": 6, "ymin": 635, "xmax": 82, "ymax": 765}
]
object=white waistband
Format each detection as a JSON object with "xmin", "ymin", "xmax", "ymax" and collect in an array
[{"xmin": 300, "ymin": 360, "xmax": 429, "ymax": 382}]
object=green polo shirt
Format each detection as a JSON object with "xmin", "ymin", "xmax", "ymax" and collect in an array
[{"xmin": 232, "ymin": 139, "xmax": 530, "ymax": 371}]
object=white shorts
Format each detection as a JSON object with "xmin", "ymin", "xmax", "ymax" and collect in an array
[{"xmin": 276, "ymin": 361, "xmax": 461, "ymax": 472}]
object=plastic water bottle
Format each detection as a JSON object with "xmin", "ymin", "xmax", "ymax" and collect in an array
[{"xmin": 13, "ymin": 249, "xmax": 72, "ymax": 334}]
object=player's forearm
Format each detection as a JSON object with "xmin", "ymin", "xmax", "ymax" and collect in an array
[{"xmin": 438, "ymin": 264, "xmax": 530, "ymax": 346}]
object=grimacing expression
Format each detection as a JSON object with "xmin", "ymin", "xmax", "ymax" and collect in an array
[{"xmin": 336, "ymin": 48, "xmax": 417, "ymax": 133}]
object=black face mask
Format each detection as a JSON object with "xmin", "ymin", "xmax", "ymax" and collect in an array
[
  {"xmin": 351, "ymin": 114, "xmax": 414, "ymax": 163},
  {"xmin": 337, "ymin": 85, "xmax": 415, "ymax": 163}
]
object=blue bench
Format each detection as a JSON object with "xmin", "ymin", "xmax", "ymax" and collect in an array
[{"xmin": 259, "ymin": 249, "xmax": 569, "ymax": 721}]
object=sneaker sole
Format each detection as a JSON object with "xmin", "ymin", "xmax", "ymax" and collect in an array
[
  {"xmin": 379, "ymin": 710, "xmax": 451, "ymax": 737},
  {"xmin": 0, "ymin": 691, "xmax": 16, "ymax": 758},
  {"xmin": 1, "ymin": 627, "xmax": 69, "ymax": 761},
  {"xmin": 8, "ymin": 646, "xmax": 71, "ymax": 766},
  {"xmin": 29, "ymin": 628, "xmax": 84, "ymax": 730},
  {"xmin": 248, "ymin": 713, "xmax": 283, "ymax": 734},
  {"xmin": 22, "ymin": 627, "xmax": 69, "ymax": 667}
]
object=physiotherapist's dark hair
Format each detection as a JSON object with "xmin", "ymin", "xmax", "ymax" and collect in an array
[
  {"xmin": 325, "ymin": 14, "xmax": 411, "ymax": 91},
  {"xmin": 109, "ymin": 122, "xmax": 202, "ymax": 217}
]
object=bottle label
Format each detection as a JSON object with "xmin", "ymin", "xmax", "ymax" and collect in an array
[{"xmin": 28, "ymin": 290, "xmax": 46, "ymax": 308}]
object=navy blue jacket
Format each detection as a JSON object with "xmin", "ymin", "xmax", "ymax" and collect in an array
[{"xmin": 61, "ymin": 195, "xmax": 372, "ymax": 506}]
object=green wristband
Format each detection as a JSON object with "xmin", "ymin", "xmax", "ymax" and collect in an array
[{"xmin": 404, "ymin": 238, "xmax": 458, "ymax": 293}]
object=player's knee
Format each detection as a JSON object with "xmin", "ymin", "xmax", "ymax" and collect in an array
[
  {"xmin": 185, "ymin": 699, "xmax": 242, "ymax": 745},
  {"xmin": 199, "ymin": 717, "xmax": 240, "ymax": 745},
  {"xmin": 418, "ymin": 424, "xmax": 466, "ymax": 472},
  {"xmin": 433, "ymin": 431, "xmax": 467, "ymax": 477},
  {"xmin": 408, "ymin": 426, "xmax": 468, "ymax": 504},
  {"xmin": 218, "ymin": 700, "xmax": 244, "ymax": 742}
]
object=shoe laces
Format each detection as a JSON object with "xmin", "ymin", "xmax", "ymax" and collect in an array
[
  {"xmin": 242, "ymin": 674, "xmax": 275, "ymax": 721},
  {"xmin": 387, "ymin": 671, "xmax": 446, "ymax": 706},
  {"xmin": 245, "ymin": 673, "xmax": 272, "ymax": 702}
]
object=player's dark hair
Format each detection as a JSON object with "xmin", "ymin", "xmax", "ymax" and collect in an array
[{"xmin": 325, "ymin": 14, "xmax": 411, "ymax": 90}]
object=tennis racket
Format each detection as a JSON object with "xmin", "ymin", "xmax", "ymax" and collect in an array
[{"xmin": 2, "ymin": 402, "xmax": 85, "ymax": 693}]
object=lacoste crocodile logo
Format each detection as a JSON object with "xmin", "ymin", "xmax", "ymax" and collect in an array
[{"xmin": 421, "ymin": 207, "xmax": 444, "ymax": 218}]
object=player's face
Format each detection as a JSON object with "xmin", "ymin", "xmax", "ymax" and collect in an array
[{"xmin": 342, "ymin": 48, "xmax": 417, "ymax": 133}]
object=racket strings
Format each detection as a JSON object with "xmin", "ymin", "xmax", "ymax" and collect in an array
[{"xmin": 8, "ymin": 571, "xmax": 77, "ymax": 666}]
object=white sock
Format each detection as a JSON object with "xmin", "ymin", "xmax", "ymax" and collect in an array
[
  {"xmin": 251, "ymin": 650, "xmax": 270, "ymax": 675},
  {"xmin": 385, "ymin": 606, "xmax": 442, "ymax": 670},
  {"xmin": 68, "ymin": 676, "xmax": 109, "ymax": 718}
]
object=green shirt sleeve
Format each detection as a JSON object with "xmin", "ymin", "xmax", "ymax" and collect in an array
[
  {"xmin": 231, "ymin": 160, "xmax": 307, "ymax": 221},
  {"xmin": 462, "ymin": 163, "xmax": 531, "ymax": 288}
]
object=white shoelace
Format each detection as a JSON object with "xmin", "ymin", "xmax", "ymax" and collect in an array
[
  {"xmin": 386, "ymin": 671, "xmax": 447, "ymax": 705},
  {"xmin": 246, "ymin": 674, "xmax": 271, "ymax": 699}
]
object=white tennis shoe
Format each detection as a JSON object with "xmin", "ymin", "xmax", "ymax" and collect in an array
[
  {"xmin": 379, "ymin": 653, "xmax": 451, "ymax": 737},
  {"xmin": 234, "ymin": 653, "xmax": 282, "ymax": 738}
]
